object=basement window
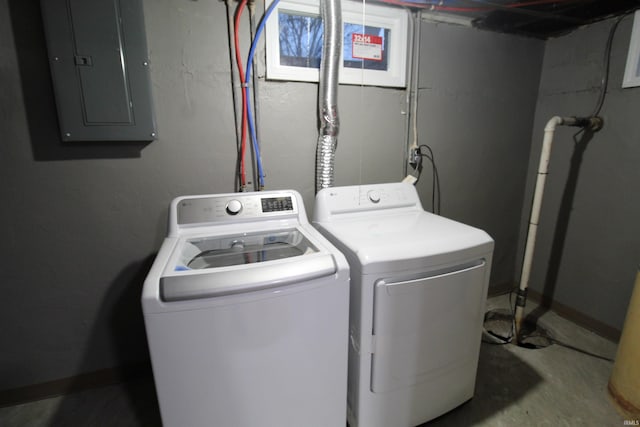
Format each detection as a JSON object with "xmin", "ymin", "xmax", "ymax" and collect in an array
[
  {"xmin": 265, "ymin": 0, "xmax": 409, "ymax": 87},
  {"xmin": 623, "ymin": 10, "xmax": 640, "ymax": 88}
]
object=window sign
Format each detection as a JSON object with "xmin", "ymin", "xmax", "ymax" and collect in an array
[
  {"xmin": 351, "ymin": 33, "xmax": 383, "ymax": 61},
  {"xmin": 345, "ymin": 25, "xmax": 389, "ymax": 71}
]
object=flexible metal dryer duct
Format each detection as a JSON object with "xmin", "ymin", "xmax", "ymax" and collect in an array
[{"xmin": 315, "ymin": 0, "xmax": 342, "ymax": 193}]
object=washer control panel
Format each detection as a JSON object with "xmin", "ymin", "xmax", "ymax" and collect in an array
[
  {"xmin": 176, "ymin": 192, "xmax": 298, "ymax": 226},
  {"xmin": 261, "ymin": 196, "xmax": 294, "ymax": 213}
]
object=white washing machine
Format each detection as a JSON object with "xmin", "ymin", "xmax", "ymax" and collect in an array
[
  {"xmin": 313, "ymin": 182, "xmax": 494, "ymax": 427},
  {"xmin": 142, "ymin": 190, "xmax": 349, "ymax": 427}
]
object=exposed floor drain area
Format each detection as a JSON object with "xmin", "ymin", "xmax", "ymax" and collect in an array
[
  {"xmin": 518, "ymin": 319, "xmax": 555, "ymax": 349},
  {"xmin": 483, "ymin": 308, "xmax": 554, "ymax": 349}
]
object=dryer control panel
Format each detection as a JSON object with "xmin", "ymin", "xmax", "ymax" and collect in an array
[{"xmin": 313, "ymin": 182, "xmax": 421, "ymax": 223}]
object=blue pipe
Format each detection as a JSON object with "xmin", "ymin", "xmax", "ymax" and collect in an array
[{"xmin": 245, "ymin": 0, "xmax": 281, "ymax": 189}]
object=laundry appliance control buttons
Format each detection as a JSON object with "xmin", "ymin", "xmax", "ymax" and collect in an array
[
  {"xmin": 226, "ymin": 199, "xmax": 243, "ymax": 215},
  {"xmin": 368, "ymin": 190, "xmax": 381, "ymax": 203}
]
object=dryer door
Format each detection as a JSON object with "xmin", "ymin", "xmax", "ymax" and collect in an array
[{"xmin": 371, "ymin": 260, "xmax": 487, "ymax": 393}]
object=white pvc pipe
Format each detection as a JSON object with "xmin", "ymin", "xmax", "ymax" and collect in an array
[{"xmin": 514, "ymin": 116, "xmax": 579, "ymax": 337}]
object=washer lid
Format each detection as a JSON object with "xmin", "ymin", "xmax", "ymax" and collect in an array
[
  {"xmin": 179, "ymin": 229, "xmax": 317, "ymax": 270},
  {"xmin": 317, "ymin": 211, "xmax": 493, "ymax": 274},
  {"xmin": 160, "ymin": 228, "xmax": 336, "ymax": 301}
]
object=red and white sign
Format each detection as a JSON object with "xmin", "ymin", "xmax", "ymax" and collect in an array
[{"xmin": 352, "ymin": 33, "xmax": 383, "ymax": 61}]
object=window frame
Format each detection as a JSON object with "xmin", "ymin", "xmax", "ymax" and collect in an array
[
  {"xmin": 623, "ymin": 10, "xmax": 640, "ymax": 88},
  {"xmin": 265, "ymin": 0, "xmax": 409, "ymax": 87}
]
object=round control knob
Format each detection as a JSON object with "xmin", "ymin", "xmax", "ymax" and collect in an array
[
  {"xmin": 368, "ymin": 190, "xmax": 381, "ymax": 203},
  {"xmin": 230, "ymin": 240, "xmax": 245, "ymax": 250},
  {"xmin": 226, "ymin": 199, "xmax": 243, "ymax": 215}
]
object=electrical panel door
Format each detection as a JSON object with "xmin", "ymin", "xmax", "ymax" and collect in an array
[{"xmin": 41, "ymin": 0, "xmax": 157, "ymax": 142}]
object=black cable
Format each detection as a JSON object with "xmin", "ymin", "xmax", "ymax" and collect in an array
[
  {"xmin": 572, "ymin": 125, "xmax": 586, "ymax": 143},
  {"xmin": 508, "ymin": 287, "xmax": 516, "ymax": 339},
  {"xmin": 482, "ymin": 330, "xmax": 512, "ymax": 345},
  {"xmin": 418, "ymin": 144, "xmax": 441, "ymax": 215},
  {"xmin": 591, "ymin": 12, "xmax": 633, "ymax": 117},
  {"xmin": 482, "ymin": 287, "xmax": 517, "ymax": 345}
]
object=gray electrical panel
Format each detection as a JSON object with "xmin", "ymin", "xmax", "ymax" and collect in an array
[{"xmin": 41, "ymin": 0, "xmax": 157, "ymax": 142}]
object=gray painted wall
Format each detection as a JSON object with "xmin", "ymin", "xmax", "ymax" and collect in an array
[
  {"xmin": 519, "ymin": 15, "xmax": 640, "ymax": 332},
  {"xmin": 415, "ymin": 22, "xmax": 544, "ymax": 289},
  {"xmin": 1, "ymin": 0, "xmax": 541, "ymax": 391}
]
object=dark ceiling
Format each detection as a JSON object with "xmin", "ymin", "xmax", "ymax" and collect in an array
[
  {"xmin": 391, "ymin": 0, "xmax": 640, "ymax": 38},
  {"xmin": 475, "ymin": 0, "xmax": 640, "ymax": 38}
]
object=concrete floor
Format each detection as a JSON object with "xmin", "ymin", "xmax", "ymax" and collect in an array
[
  {"xmin": 423, "ymin": 295, "xmax": 624, "ymax": 426},
  {"xmin": 0, "ymin": 295, "xmax": 629, "ymax": 427}
]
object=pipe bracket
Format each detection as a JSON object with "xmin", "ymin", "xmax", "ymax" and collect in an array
[{"xmin": 515, "ymin": 288, "xmax": 528, "ymax": 308}]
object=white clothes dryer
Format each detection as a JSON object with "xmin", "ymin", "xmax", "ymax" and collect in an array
[
  {"xmin": 142, "ymin": 190, "xmax": 349, "ymax": 427},
  {"xmin": 313, "ymin": 182, "xmax": 494, "ymax": 427}
]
